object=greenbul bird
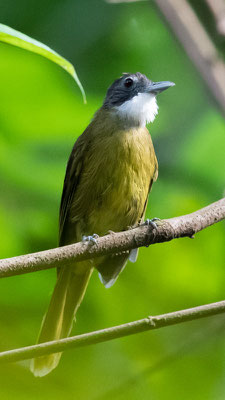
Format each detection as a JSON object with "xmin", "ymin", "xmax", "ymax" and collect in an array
[{"xmin": 31, "ymin": 72, "xmax": 174, "ymax": 376}]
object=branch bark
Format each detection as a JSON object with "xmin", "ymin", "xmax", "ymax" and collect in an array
[
  {"xmin": 154, "ymin": 0, "xmax": 225, "ymax": 114},
  {"xmin": 0, "ymin": 300, "xmax": 224, "ymax": 363},
  {"xmin": 0, "ymin": 198, "xmax": 224, "ymax": 278},
  {"xmin": 205, "ymin": 0, "xmax": 225, "ymax": 36}
]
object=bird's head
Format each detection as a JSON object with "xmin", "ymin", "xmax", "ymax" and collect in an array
[{"xmin": 103, "ymin": 72, "xmax": 175, "ymax": 127}]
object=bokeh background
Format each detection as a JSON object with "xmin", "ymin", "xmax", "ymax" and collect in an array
[{"xmin": 0, "ymin": 1, "xmax": 225, "ymax": 399}]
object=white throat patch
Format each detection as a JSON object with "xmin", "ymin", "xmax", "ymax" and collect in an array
[{"xmin": 114, "ymin": 92, "xmax": 158, "ymax": 127}]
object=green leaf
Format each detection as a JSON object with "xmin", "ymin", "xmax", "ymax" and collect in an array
[{"xmin": 0, "ymin": 23, "xmax": 86, "ymax": 103}]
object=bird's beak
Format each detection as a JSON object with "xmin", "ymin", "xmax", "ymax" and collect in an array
[{"xmin": 146, "ymin": 81, "xmax": 175, "ymax": 95}]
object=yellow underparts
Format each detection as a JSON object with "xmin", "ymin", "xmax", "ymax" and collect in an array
[{"xmin": 70, "ymin": 115, "xmax": 158, "ymax": 237}]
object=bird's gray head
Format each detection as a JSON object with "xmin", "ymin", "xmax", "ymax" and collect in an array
[{"xmin": 103, "ymin": 72, "xmax": 175, "ymax": 127}]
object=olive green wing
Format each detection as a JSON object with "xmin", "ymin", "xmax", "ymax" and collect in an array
[{"xmin": 59, "ymin": 132, "xmax": 89, "ymax": 246}]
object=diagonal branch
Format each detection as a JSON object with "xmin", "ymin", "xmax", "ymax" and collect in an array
[
  {"xmin": 153, "ymin": 0, "xmax": 225, "ymax": 114},
  {"xmin": 205, "ymin": 0, "xmax": 225, "ymax": 36},
  {"xmin": 0, "ymin": 198, "xmax": 224, "ymax": 278},
  {"xmin": 0, "ymin": 300, "xmax": 224, "ymax": 363}
]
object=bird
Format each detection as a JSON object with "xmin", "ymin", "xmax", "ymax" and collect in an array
[{"xmin": 30, "ymin": 72, "xmax": 174, "ymax": 376}]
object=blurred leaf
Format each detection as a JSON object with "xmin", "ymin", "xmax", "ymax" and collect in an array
[{"xmin": 0, "ymin": 23, "xmax": 86, "ymax": 103}]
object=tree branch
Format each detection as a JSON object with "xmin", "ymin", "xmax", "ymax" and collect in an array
[
  {"xmin": 205, "ymin": 0, "xmax": 225, "ymax": 36},
  {"xmin": 0, "ymin": 300, "xmax": 224, "ymax": 364},
  {"xmin": 0, "ymin": 198, "xmax": 224, "ymax": 278},
  {"xmin": 154, "ymin": 0, "xmax": 225, "ymax": 114}
]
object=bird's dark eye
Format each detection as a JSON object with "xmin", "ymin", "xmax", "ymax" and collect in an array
[{"xmin": 124, "ymin": 78, "xmax": 133, "ymax": 88}]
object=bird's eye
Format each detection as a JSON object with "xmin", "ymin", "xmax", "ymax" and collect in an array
[{"xmin": 124, "ymin": 78, "xmax": 133, "ymax": 88}]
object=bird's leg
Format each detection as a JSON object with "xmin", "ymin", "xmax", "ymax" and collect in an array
[
  {"xmin": 143, "ymin": 217, "xmax": 161, "ymax": 230},
  {"xmin": 82, "ymin": 233, "xmax": 99, "ymax": 245}
]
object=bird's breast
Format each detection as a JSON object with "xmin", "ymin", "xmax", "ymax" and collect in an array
[{"xmin": 80, "ymin": 126, "xmax": 157, "ymax": 235}]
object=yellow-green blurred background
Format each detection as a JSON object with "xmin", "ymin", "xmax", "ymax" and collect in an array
[{"xmin": 0, "ymin": 1, "xmax": 224, "ymax": 399}]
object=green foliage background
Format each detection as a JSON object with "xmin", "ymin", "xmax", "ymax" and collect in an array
[{"xmin": 0, "ymin": 1, "xmax": 224, "ymax": 399}]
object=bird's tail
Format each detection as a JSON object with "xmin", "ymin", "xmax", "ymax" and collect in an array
[{"xmin": 30, "ymin": 263, "xmax": 93, "ymax": 377}]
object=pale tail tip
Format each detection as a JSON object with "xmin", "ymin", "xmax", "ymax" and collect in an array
[{"xmin": 98, "ymin": 272, "xmax": 116, "ymax": 289}]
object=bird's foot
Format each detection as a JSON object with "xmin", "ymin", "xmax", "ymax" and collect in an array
[
  {"xmin": 143, "ymin": 217, "xmax": 161, "ymax": 230},
  {"xmin": 82, "ymin": 233, "xmax": 99, "ymax": 245},
  {"xmin": 142, "ymin": 218, "xmax": 162, "ymax": 248}
]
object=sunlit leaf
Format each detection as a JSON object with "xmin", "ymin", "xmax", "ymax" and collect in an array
[{"xmin": 0, "ymin": 23, "xmax": 86, "ymax": 103}]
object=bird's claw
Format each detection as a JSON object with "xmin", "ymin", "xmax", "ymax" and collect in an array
[
  {"xmin": 144, "ymin": 217, "xmax": 161, "ymax": 230},
  {"xmin": 82, "ymin": 233, "xmax": 99, "ymax": 245}
]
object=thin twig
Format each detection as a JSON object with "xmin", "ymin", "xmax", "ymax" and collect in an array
[
  {"xmin": 0, "ymin": 198, "xmax": 224, "ymax": 278},
  {"xmin": 0, "ymin": 300, "xmax": 224, "ymax": 363},
  {"xmin": 95, "ymin": 317, "xmax": 225, "ymax": 400}
]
